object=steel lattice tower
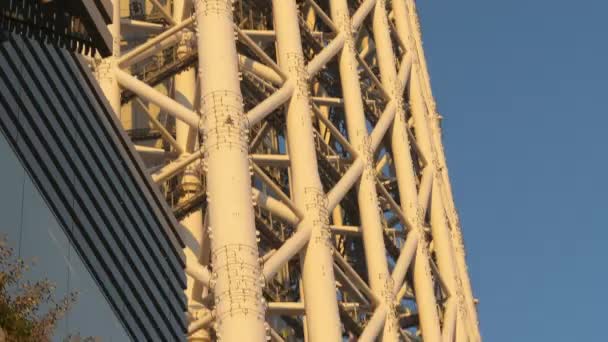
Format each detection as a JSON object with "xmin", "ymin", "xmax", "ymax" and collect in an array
[{"xmin": 92, "ymin": 0, "xmax": 480, "ymax": 340}]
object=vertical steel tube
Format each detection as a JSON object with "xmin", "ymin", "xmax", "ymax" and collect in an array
[
  {"xmin": 110, "ymin": 0, "xmax": 121, "ymax": 114},
  {"xmin": 271, "ymin": 1, "xmax": 342, "ymax": 340},
  {"xmin": 442, "ymin": 299, "xmax": 457, "ymax": 342},
  {"xmin": 195, "ymin": 1, "xmax": 265, "ymax": 341},
  {"xmin": 173, "ymin": 1, "xmax": 209, "ymax": 341},
  {"xmin": 328, "ymin": 0, "xmax": 398, "ymax": 340},
  {"xmin": 99, "ymin": 0, "xmax": 121, "ymax": 115},
  {"xmin": 371, "ymin": 0, "xmax": 442, "ymax": 340},
  {"xmin": 173, "ymin": 0, "xmax": 197, "ymax": 153},
  {"xmin": 174, "ymin": 0, "xmax": 197, "ymax": 169},
  {"xmin": 175, "ymin": 50, "xmax": 197, "ymax": 151},
  {"xmin": 181, "ymin": 173, "xmax": 209, "ymax": 342},
  {"xmin": 431, "ymin": 174, "xmax": 468, "ymax": 341},
  {"xmin": 409, "ymin": 1, "xmax": 480, "ymax": 335},
  {"xmin": 390, "ymin": 1, "xmax": 471, "ymax": 341}
]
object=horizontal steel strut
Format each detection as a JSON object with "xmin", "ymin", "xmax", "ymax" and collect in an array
[{"xmin": 93, "ymin": 0, "xmax": 480, "ymax": 341}]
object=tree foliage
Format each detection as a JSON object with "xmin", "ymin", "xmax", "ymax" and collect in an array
[{"xmin": 0, "ymin": 236, "xmax": 77, "ymax": 341}]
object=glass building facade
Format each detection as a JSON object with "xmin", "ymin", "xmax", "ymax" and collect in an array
[
  {"xmin": 0, "ymin": 32, "xmax": 187, "ymax": 341},
  {"xmin": 0, "ymin": 135, "xmax": 130, "ymax": 341}
]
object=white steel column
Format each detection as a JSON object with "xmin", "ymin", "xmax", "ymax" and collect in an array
[
  {"xmin": 271, "ymin": 1, "xmax": 342, "ymax": 340},
  {"xmin": 328, "ymin": 0, "xmax": 398, "ymax": 340},
  {"xmin": 392, "ymin": 1, "xmax": 479, "ymax": 341},
  {"xmin": 180, "ymin": 172, "xmax": 209, "ymax": 342},
  {"xmin": 391, "ymin": 1, "xmax": 468, "ymax": 341},
  {"xmin": 99, "ymin": 0, "xmax": 121, "ymax": 115},
  {"xmin": 405, "ymin": 1, "xmax": 481, "ymax": 338},
  {"xmin": 411, "ymin": 66, "xmax": 466, "ymax": 341},
  {"xmin": 173, "ymin": 0, "xmax": 197, "ymax": 154},
  {"xmin": 371, "ymin": 0, "xmax": 442, "ymax": 340},
  {"xmin": 173, "ymin": 1, "xmax": 209, "ymax": 341},
  {"xmin": 195, "ymin": 1, "xmax": 265, "ymax": 341},
  {"xmin": 175, "ymin": 52, "xmax": 197, "ymax": 150}
]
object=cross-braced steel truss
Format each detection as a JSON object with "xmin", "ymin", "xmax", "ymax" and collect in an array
[{"xmin": 92, "ymin": 0, "xmax": 480, "ymax": 340}]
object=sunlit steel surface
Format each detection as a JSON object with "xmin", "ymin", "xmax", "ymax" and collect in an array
[{"xmin": 96, "ymin": 0, "xmax": 479, "ymax": 340}]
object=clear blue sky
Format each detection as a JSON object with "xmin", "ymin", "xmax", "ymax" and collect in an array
[{"xmin": 417, "ymin": 0, "xmax": 608, "ymax": 340}]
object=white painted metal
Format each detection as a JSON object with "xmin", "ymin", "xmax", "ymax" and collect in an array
[
  {"xmin": 194, "ymin": 0, "xmax": 266, "ymax": 341},
  {"xmin": 91, "ymin": 0, "xmax": 481, "ymax": 340},
  {"xmin": 271, "ymin": 1, "xmax": 342, "ymax": 340},
  {"xmin": 98, "ymin": 0, "xmax": 121, "ymax": 115},
  {"xmin": 329, "ymin": 0, "xmax": 398, "ymax": 339},
  {"xmin": 371, "ymin": 0, "xmax": 442, "ymax": 340},
  {"xmin": 402, "ymin": 2, "xmax": 481, "ymax": 339},
  {"xmin": 171, "ymin": 1, "xmax": 210, "ymax": 341}
]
